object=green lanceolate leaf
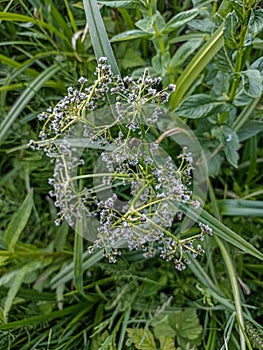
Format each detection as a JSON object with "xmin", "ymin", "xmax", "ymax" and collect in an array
[
  {"xmin": 83, "ymin": 0, "xmax": 120, "ymax": 76},
  {"xmin": 170, "ymin": 24, "xmax": 224, "ymax": 109},
  {"xmin": 111, "ymin": 29, "xmax": 150, "ymax": 42},
  {"xmin": 4, "ymin": 190, "xmax": 34, "ymax": 252},
  {"xmin": 175, "ymin": 94, "xmax": 229, "ymax": 119},
  {"xmin": 98, "ymin": 0, "xmax": 145, "ymax": 9},
  {"xmin": 224, "ymin": 11, "xmax": 240, "ymax": 50},
  {"xmin": 162, "ymin": 9, "xmax": 199, "ymax": 34}
]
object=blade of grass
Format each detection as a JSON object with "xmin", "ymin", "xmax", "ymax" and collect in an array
[
  {"xmin": 179, "ymin": 203, "xmax": 263, "ymax": 261},
  {"xmin": 0, "ymin": 64, "xmax": 61, "ymax": 145},
  {"xmin": 4, "ymin": 190, "xmax": 33, "ymax": 252},
  {"xmin": 208, "ymin": 181, "xmax": 246, "ymax": 349},
  {"xmin": 0, "ymin": 303, "xmax": 89, "ymax": 330},
  {"xmin": 83, "ymin": 0, "xmax": 120, "ymax": 75},
  {"xmin": 74, "ymin": 221, "xmax": 84, "ymax": 295},
  {"xmin": 170, "ymin": 24, "xmax": 224, "ymax": 109},
  {"xmin": 218, "ymin": 199, "xmax": 263, "ymax": 216}
]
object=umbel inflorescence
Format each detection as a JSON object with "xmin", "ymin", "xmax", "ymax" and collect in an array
[{"xmin": 29, "ymin": 57, "xmax": 212, "ymax": 270}]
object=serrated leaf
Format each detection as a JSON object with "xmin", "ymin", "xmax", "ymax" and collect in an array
[
  {"xmin": 4, "ymin": 190, "xmax": 33, "ymax": 252},
  {"xmin": 224, "ymin": 11, "xmax": 239, "ymax": 49},
  {"xmin": 248, "ymin": 9, "xmax": 263, "ymax": 37},
  {"xmin": 153, "ymin": 315, "xmax": 176, "ymax": 339},
  {"xmin": 240, "ymin": 69, "xmax": 263, "ymax": 98},
  {"xmin": 111, "ymin": 29, "xmax": 149, "ymax": 42},
  {"xmin": 162, "ymin": 9, "xmax": 199, "ymax": 34},
  {"xmin": 158, "ymin": 336, "xmax": 176, "ymax": 350},
  {"xmin": 175, "ymin": 94, "xmax": 229, "ymax": 119},
  {"xmin": 127, "ymin": 328, "xmax": 156, "ymax": 350},
  {"xmin": 98, "ymin": 0, "xmax": 145, "ymax": 9},
  {"xmin": 168, "ymin": 309, "xmax": 202, "ymax": 341}
]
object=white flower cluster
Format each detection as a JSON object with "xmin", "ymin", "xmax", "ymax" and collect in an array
[{"xmin": 29, "ymin": 58, "xmax": 212, "ymax": 270}]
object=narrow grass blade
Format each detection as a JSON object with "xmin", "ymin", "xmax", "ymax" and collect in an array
[
  {"xmin": 179, "ymin": 204, "xmax": 263, "ymax": 261},
  {"xmin": 4, "ymin": 190, "xmax": 33, "ymax": 252},
  {"xmin": 74, "ymin": 222, "xmax": 84, "ymax": 294},
  {"xmin": 218, "ymin": 199, "xmax": 263, "ymax": 216},
  {"xmin": 170, "ymin": 24, "xmax": 224, "ymax": 109},
  {"xmin": 0, "ymin": 64, "xmax": 61, "ymax": 145},
  {"xmin": 83, "ymin": 0, "xmax": 120, "ymax": 75},
  {"xmin": 3, "ymin": 263, "xmax": 33, "ymax": 322},
  {"xmin": 0, "ymin": 303, "xmax": 88, "ymax": 330}
]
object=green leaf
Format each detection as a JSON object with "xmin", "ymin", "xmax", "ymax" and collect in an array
[
  {"xmin": 179, "ymin": 204, "xmax": 263, "ymax": 261},
  {"xmin": 121, "ymin": 48, "xmax": 145, "ymax": 69},
  {"xmin": 2, "ymin": 263, "xmax": 34, "ymax": 322},
  {"xmin": 126, "ymin": 328, "xmax": 156, "ymax": 350},
  {"xmin": 111, "ymin": 29, "xmax": 149, "ymax": 42},
  {"xmin": 153, "ymin": 315, "xmax": 176, "ymax": 338},
  {"xmin": 0, "ymin": 64, "xmax": 61, "ymax": 146},
  {"xmin": 158, "ymin": 336, "xmax": 176, "ymax": 350},
  {"xmin": 170, "ymin": 24, "xmax": 224, "ymax": 109},
  {"xmin": 175, "ymin": 94, "xmax": 229, "ymax": 119},
  {"xmin": 218, "ymin": 200, "xmax": 263, "ymax": 216},
  {"xmin": 4, "ymin": 190, "xmax": 33, "ymax": 252},
  {"xmin": 239, "ymin": 69, "xmax": 263, "ymax": 98},
  {"xmin": 98, "ymin": 0, "xmax": 145, "ymax": 9},
  {"xmin": 248, "ymin": 9, "xmax": 263, "ymax": 37},
  {"xmin": 162, "ymin": 9, "xmax": 199, "ymax": 34},
  {"xmin": 170, "ymin": 39, "xmax": 202, "ymax": 69},
  {"xmin": 83, "ymin": 0, "xmax": 120, "ymax": 75},
  {"xmin": 74, "ymin": 223, "xmax": 84, "ymax": 294},
  {"xmin": 237, "ymin": 121, "xmax": 263, "ymax": 141},
  {"xmin": 224, "ymin": 11, "xmax": 239, "ymax": 50},
  {"xmin": 214, "ymin": 125, "xmax": 239, "ymax": 168},
  {"xmin": 168, "ymin": 309, "xmax": 202, "ymax": 341},
  {"xmin": 136, "ymin": 15, "xmax": 156, "ymax": 33}
]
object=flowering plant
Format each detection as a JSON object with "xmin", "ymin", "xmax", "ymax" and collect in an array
[{"xmin": 30, "ymin": 57, "xmax": 212, "ymax": 270}]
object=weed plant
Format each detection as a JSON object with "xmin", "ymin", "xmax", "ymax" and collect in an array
[{"xmin": 0, "ymin": 0, "xmax": 263, "ymax": 349}]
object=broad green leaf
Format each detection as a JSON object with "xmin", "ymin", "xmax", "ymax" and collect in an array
[
  {"xmin": 4, "ymin": 190, "xmax": 33, "ymax": 252},
  {"xmin": 237, "ymin": 121, "xmax": 263, "ymax": 141},
  {"xmin": 218, "ymin": 200, "xmax": 263, "ymax": 216},
  {"xmin": 136, "ymin": 15, "xmax": 156, "ymax": 33},
  {"xmin": 248, "ymin": 9, "xmax": 263, "ymax": 37},
  {"xmin": 0, "ymin": 64, "xmax": 61, "ymax": 146},
  {"xmin": 83, "ymin": 0, "xmax": 120, "ymax": 76},
  {"xmin": 158, "ymin": 336, "xmax": 176, "ymax": 350},
  {"xmin": 162, "ymin": 9, "xmax": 199, "ymax": 34},
  {"xmin": 251, "ymin": 56, "xmax": 263, "ymax": 73},
  {"xmin": 239, "ymin": 69, "xmax": 263, "ymax": 98},
  {"xmin": 223, "ymin": 11, "xmax": 239, "ymax": 50},
  {"xmin": 168, "ymin": 309, "xmax": 202, "ymax": 340},
  {"xmin": 153, "ymin": 315, "xmax": 176, "ymax": 338},
  {"xmin": 111, "ymin": 30, "xmax": 149, "ymax": 42},
  {"xmin": 98, "ymin": 0, "xmax": 145, "ymax": 9},
  {"xmin": 126, "ymin": 328, "xmax": 156, "ymax": 350},
  {"xmin": 212, "ymin": 125, "xmax": 239, "ymax": 168},
  {"xmin": 175, "ymin": 94, "xmax": 229, "ymax": 119}
]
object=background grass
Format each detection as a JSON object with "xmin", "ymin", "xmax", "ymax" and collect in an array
[{"xmin": 0, "ymin": 0, "xmax": 262, "ymax": 349}]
